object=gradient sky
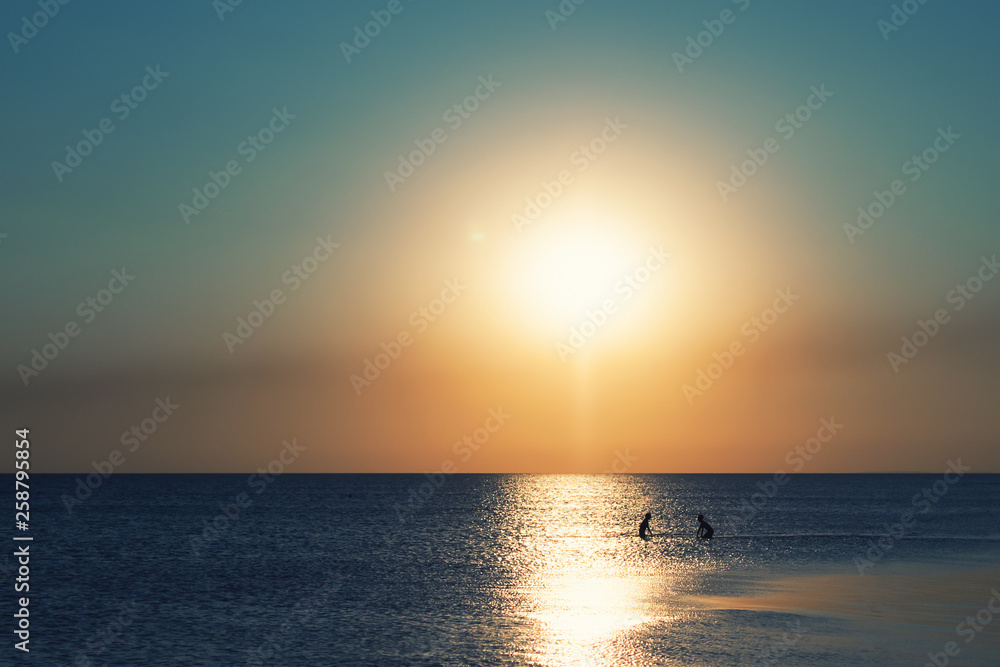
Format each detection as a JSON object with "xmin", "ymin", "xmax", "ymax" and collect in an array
[{"xmin": 2, "ymin": 1, "xmax": 998, "ymax": 473}]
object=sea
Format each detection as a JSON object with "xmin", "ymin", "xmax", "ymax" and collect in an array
[{"xmin": 25, "ymin": 473, "xmax": 1000, "ymax": 665}]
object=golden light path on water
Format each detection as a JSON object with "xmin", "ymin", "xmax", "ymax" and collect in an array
[
  {"xmin": 477, "ymin": 475, "xmax": 1000, "ymax": 666},
  {"xmin": 525, "ymin": 573, "xmax": 656, "ymax": 666},
  {"xmin": 500, "ymin": 475, "xmax": 699, "ymax": 666}
]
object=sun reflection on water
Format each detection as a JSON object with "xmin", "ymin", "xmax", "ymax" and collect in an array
[
  {"xmin": 505, "ymin": 475, "xmax": 676, "ymax": 666},
  {"xmin": 526, "ymin": 573, "xmax": 657, "ymax": 666}
]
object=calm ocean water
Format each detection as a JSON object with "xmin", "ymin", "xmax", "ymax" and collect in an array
[{"xmin": 24, "ymin": 473, "xmax": 1000, "ymax": 665}]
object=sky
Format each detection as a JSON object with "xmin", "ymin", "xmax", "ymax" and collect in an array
[{"xmin": 1, "ymin": 0, "xmax": 998, "ymax": 473}]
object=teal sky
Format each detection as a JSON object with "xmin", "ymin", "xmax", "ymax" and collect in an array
[{"xmin": 2, "ymin": 1, "xmax": 999, "ymax": 473}]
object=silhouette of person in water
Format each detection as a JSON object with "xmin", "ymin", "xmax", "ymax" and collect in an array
[
  {"xmin": 696, "ymin": 514, "xmax": 713, "ymax": 540},
  {"xmin": 639, "ymin": 512, "xmax": 652, "ymax": 539}
]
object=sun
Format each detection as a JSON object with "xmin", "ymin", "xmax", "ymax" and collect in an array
[
  {"xmin": 531, "ymin": 235, "xmax": 620, "ymax": 313},
  {"xmin": 511, "ymin": 215, "xmax": 637, "ymax": 330}
]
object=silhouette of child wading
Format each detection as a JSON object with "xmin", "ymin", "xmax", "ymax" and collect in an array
[
  {"xmin": 639, "ymin": 512, "xmax": 652, "ymax": 540},
  {"xmin": 696, "ymin": 514, "xmax": 713, "ymax": 540}
]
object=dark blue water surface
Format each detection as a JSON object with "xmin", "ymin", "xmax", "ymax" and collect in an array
[{"xmin": 14, "ymin": 473, "xmax": 1000, "ymax": 665}]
